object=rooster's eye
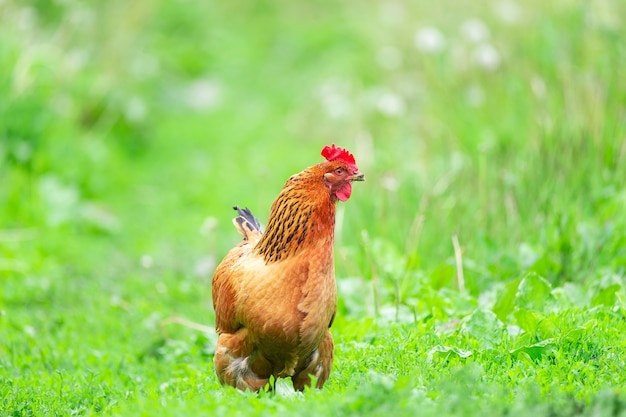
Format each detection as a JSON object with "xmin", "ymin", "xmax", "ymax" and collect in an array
[{"xmin": 334, "ymin": 168, "xmax": 344, "ymax": 175}]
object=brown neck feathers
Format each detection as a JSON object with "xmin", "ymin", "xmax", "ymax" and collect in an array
[{"xmin": 255, "ymin": 173, "xmax": 335, "ymax": 264}]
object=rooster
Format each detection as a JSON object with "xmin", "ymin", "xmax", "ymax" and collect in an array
[{"xmin": 211, "ymin": 144, "xmax": 364, "ymax": 392}]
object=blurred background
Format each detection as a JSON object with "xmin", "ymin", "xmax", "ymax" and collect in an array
[{"xmin": 1, "ymin": 0, "xmax": 625, "ymax": 333}]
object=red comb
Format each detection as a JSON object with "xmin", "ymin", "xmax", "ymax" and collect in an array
[{"xmin": 321, "ymin": 144, "xmax": 358, "ymax": 172}]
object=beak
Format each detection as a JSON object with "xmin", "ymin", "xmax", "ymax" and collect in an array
[{"xmin": 350, "ymin": 172, "xmax": 365, "ymax": 182}]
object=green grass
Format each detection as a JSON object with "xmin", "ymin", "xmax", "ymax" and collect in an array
[{"xmin": 2, "ymin": 0, "xmax": 626, "ymax": 415}]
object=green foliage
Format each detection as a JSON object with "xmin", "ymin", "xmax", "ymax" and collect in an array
[{"xmin": 2, "ymin": 0, "xmax": 626, "ymax": 415}]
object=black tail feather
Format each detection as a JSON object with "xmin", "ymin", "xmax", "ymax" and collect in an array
[{"xmin": 233, "ymin": 206, "xmax": 262, "ymax": 233}]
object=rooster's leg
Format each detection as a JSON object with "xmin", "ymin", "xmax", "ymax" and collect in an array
[{"xmin": 291, "ymin": 330, "xmax": 334, "ymax": 391}]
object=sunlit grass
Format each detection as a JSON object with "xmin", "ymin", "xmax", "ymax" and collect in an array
[{"xmin": 1, "ymin": 0, "xmax": 626, "ymax": 415}]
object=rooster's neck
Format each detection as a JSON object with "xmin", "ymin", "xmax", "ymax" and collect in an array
[{"xmin": 255, "ymin": 180, "xmax": 336, "ymax": 264}]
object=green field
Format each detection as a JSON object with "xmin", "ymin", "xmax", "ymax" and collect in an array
[{"xmin": 2, "ymin": 0, "xmax": 626, "ymax": 415}]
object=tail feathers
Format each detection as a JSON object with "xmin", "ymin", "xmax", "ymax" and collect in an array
[{"xmin": 232, "ymin": 206, "xmax": 262, "ymax": 240}]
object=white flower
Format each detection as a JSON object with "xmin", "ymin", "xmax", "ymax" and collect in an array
[
  {"xmin": 184, "ymin": 78, "xmax": 221, "ymax": 111},
  {"xmin": 376, "ymin": 91, "xmax": 406, "ymax": 117},
  {"xmin": 316, "ymin": 81, "xmax": 351, "ymax": 119},
  {"xmin": 473, "ymin": 43, "xmax": 501, "ymax": 70},
  {"xmin": 414, "ymin": 27, "xmax": 446, "ymax": 53},
  {"xmin": 125, "ymin": 97, "xmax": 147, "ymax": 122},
  {"xmin": 460, "ymin": 19, "xmax": 490, "ymax": 43},
  {"xmin": 140, "ymin": 254, "xmax": 153, "ymax": 269},
  {"xmin": 322, "ymin": 92, "xmax": 351, "ymax": 119},
  {"xmin": 379, "ymin": 1, "xmax": 405, "ymax": 24},
  {"xmin": 495, "ymin": 0, "xmax": 521, "ymax": 24},
  {"xmin": 381, "ymin": 174, "xmax": 399, "ymax": 192}
]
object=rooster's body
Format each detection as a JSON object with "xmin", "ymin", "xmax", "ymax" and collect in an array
[{"xmin": 212, "ymin": 145, "xmax": 363, "ymax": 391}]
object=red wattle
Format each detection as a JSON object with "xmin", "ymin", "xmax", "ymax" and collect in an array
[{"xmin": 335, "ymin": 183, "xmax": 352, "ymax": 201}]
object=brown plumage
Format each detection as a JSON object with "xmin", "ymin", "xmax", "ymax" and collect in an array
[{"xmin": 211, "ymin": 145, "xmax": 364, "ymax": 391}]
